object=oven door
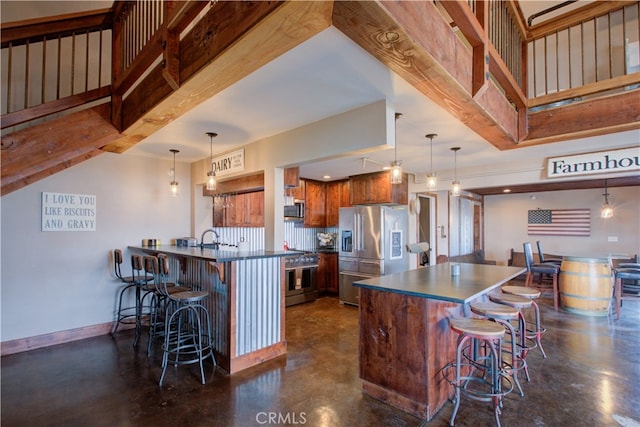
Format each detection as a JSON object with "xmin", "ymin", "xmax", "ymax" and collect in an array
[{"xmin": 285, "ymin": 266, "xmax": 318, "ymax": 307}]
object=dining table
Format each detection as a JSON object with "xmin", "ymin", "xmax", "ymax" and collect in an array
[{"xmin": 352, "ymin": 262, "xmax": 525, "ymax": 421}]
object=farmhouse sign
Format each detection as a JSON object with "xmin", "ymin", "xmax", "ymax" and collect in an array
[
  {"xmin": 546, "ymin": 147, "xmax": 639, "ymax": 178},
  {"xmin": 41, "ymin": 192, "xmax": 96, "ymax": 231},
  {"xmin": 210, "ymin": 149, "xmax": 244, "ymax": 177}
]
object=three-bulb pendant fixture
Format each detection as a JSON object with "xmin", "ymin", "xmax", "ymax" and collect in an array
[
  {"xmin": 450, "ymin": 146, "xmax": 461, "ymax": 197},
  {"xmin": 390, "ymin": 112, "xmax": 403, "ymax": 185},
  {"xmin": 169, "ymin": 149, "xmax": 180, "ymax": 197},
  {"xmin": 425, "ymin": 133, "xmax": 438, "ymax": 191},
  {"xmin": 600, "ymin": 179, "xmax": 613, "ymax": 219},
  {"xmin": 205, "ymin": 132, "xmax": 218, "ymax": 191}
]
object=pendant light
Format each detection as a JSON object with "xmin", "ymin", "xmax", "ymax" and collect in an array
[
  {"xmin": 450, "ymin": 146, "xmax": 461, "ymax": 197},
  {"xmin": 169, "ymin": 149, "xmax": 180, "ymax": 197},
  {"xmin": 390, "ymin": 112, "xmax": 403, "ymax": 184},
  {"xmin": 425, "ymin": 133, "xmax": 438, "ymax": 191},
  {"xmin": 205, "ymin": 132, "xmax": 218, "ymax": 191},
  {"xmin": 600, "ymin": 179, "xmax": 613, "ymax": 219}
]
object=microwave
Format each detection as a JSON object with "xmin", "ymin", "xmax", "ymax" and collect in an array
[{"xmin": 284, "ymin": 202, "xmax": 304, "ymax": 220}]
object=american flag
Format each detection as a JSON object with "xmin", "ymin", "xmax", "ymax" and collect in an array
[{"xmin": 527, "ymin": 209, "xmax": 591, "ymax": 236}]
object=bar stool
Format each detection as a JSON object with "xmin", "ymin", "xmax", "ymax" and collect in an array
[
  {"xmin": 501, "ymin": 285, "xmax": 548, "ymax": 359},
  {"xmin": 613, "ymin": 267, "xmax": 640, "ymax": 320},
  {"xmin": 144, "ymin": 254, "xmax": 191, "ymax": 357},
  {"xmin": 445, "ymin": 318, "xmax": 513, "ymax": 427},
  {"xmin": 470, "ymin": 301, "xmax": 527, "ymax": 397},
  {"xmin": 111, "ymin": 249, "xmax": 152, "ymax": 339},
  {"xmin": 147, "ymin": 255, "xmax": 215, "ymax": 386},
  {"xmin": 488, "ymin": 292, "xmax": 541, "ymax": 362}
]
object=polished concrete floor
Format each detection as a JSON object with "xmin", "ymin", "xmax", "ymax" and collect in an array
[{"xmin": 2, "ymin": 292, "xmax": 640, "ymax": 427}]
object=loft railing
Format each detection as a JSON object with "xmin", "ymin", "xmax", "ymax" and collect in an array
[
  {"xmin": 0, "ymin": 9, "xmax": 113, "ymax": 130},
  {"xmin": 527, "ymin": 1, "xmax": 640, "ymax": 108}
]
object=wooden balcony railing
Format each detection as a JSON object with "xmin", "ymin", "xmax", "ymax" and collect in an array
[
  {"xmin": 527, "ymin": 1, "xmax": 639, "ymax": 108},
  {"xmin": 0, "ymin": 9, "xmax": 113, "ymax": 130}
]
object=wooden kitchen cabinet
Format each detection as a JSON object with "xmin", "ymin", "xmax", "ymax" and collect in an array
[
  {"xmin": 304, "ymin": 179, "xmax": 326, "ymax": 227},
  {"xmin": 213, "ymin": 191, "xmax": 264, "ymax": 227},
  {"xmin": 290, "ymin": 178, "xmax": 305, "ymax": 201},
  {"xmin": 325, "ymin": 179, "xmax": 350, "ymax": 227},
  {"xmin": 317, "ymin": 252, "xmax": 338, "ymax": 294},
  {"xmin": 349, "ymin": 171, "xmax": 408, "ymax": 205}
]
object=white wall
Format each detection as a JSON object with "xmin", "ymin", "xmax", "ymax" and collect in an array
[
  {"xmin": 1, "ymin": 153, "xmax": 191, "ymax": 342},
  {"xmin": 483, "ymin": 186, "xmax": 640, "ymax": 264}
]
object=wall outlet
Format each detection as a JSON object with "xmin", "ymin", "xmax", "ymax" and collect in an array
[{"xmin": 608, "ymin": 236, "xmax": 618, "ymax": 242}]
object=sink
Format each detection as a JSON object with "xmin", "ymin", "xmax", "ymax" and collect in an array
[{"xmin": 200, "ymin": 243, "xmax": 220, "ymax": 250}]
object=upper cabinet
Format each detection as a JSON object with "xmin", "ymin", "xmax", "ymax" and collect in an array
[
  {"xmin": 213, "ymin": 191, "xmax": 264, "ymax": 227},
  {"xmin": 284, "ymin": 167, "xmax": 300, "ymax": 188},
  {"xmin": 325, "ymin": 179, "xmax": 350, "ymax": 227},
  {"xmin": 304, "ymin": 179, "xmax": 326, "ymax": 228},
  {"xmin": 349, "ymin": 171, "xmax": 408, "ymax": 205}
]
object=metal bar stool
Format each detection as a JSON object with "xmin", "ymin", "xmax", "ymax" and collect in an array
[
  {"xmin": 111, "ymin": 249, "xmax": 152, "ymax": 339},
  {"xmin": 147, "ymin": 255, "xmax": 215, "ymax": 386},
  {"xmin": 444, "ymin": 318, "xmax": 513, "ymax": 427},
  {"xmin": 470, "ymin": 301, "xmax": 528, "ymax": 397},
  {"xmin": 500, "ymin": 285, "xmax": 548, "ymax": 359}
]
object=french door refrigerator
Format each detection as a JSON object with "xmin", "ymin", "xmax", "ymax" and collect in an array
[{"xmin": 338, "ymin": 205, "xmax": 409, "ymax": 305}]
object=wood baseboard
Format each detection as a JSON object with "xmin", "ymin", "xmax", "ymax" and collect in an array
[{"xmin": 0, "ymin": 321, "xmax": 131, "ymax": 356}]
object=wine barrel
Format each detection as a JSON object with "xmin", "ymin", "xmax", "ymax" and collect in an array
[{"xmin": 559, "ymin": 257, "xmax": 613, "ymax": 316}]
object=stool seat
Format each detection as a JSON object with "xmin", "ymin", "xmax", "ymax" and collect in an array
[
  {"xmin": 489, "ymin": 292, "xmax": 532, "ymax": 309},
  {"xmin": 502, "ymin": 285, "xmax": 541, "ymax": 299},
  {"xmin": 450, "ymin": 318, "xmax": 506, "ymax": 338},
  {"xmin": 470, "ymin": 301, "xmax": 519, "ymax": 319}
]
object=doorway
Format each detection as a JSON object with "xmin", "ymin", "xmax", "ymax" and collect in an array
[{"xmin": 417, "ymin": 194, "xmax": 436, "ymax": 266}]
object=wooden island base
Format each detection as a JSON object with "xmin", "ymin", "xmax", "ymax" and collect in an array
[
  {"xmin": 354, "ymin": 263, "xmax": 525, "ymax": 421},
  {"xmin": 358, "ymin": 288, "xmax": 462, "ymax": 420}
]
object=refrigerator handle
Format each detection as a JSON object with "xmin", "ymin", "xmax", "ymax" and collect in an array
[{"xmin": 357, "ymin": 213, "xmax": 364, "ymax": 251}]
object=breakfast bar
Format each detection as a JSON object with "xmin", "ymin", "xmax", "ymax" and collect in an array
[
  {"xmin": 353, "ymin": 262, "xmax": 525, "ymax": 421},
  {"xmin": 130, "ymin": 245, "xmax": 291, "ymax": 374}
]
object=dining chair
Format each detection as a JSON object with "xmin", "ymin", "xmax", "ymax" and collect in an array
[
  {"xmin": 523, "ymin": 242, "xmax": 560, "ymax": 310},
  {"xmin": 535, "ymin": 241, "xmax": 562, "ymax": 265}
]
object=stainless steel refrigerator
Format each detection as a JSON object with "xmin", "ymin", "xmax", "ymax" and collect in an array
[{"xmin": 338, "ymin": 205, "xmax": 409, "ymax": 305}]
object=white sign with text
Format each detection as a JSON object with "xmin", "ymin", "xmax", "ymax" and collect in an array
[
  {"xmin": 546, "ymin": 146, "xmax": 639, "ymax": 178},
  {"xmin": 211, "ymin": 149, "xmax": 245, "ymax": 177},
  {"xmin": 41, "ymin": 192, "xmax": 96, "ymax": 231}
]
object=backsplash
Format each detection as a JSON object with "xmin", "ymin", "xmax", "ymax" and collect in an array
[{"xmin": 210, "ymin": 223, "xmax": 338, "ymax": 252}]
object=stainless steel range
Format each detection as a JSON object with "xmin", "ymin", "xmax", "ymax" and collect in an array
[{"xmin": 284, "ymin": 253, "xmax": 318, "ymax": 307}]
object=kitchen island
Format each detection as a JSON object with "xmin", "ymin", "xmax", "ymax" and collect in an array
[
  {"xmin": 130, "ymin": 245, "xmax": 292, "ymax": 374},
  {"xmin": 353, "ymin": 262, "xmax": 525, "ymax": 421}
]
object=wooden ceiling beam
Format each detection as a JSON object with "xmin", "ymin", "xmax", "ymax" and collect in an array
[{"xmin": 333, "ymin": 0, "xmax": 520, "ymax": 149}]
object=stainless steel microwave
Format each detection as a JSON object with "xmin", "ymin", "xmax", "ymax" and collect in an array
[{"xmin": 284, "ymin": 202, "xmax": 304, "ymax": 220}]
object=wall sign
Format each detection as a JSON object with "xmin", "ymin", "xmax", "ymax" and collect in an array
[
  {"xmin": 527, "ymin": 208, "xmax": 590, "ymax": 236},
  {"xmin": 211, "ymin": 149, "xmax": 244, "ymax": 177},
  {"xmin": 390, "ymin": 230, "xmax": 403, "ymax": 259},
  {"xmin": 41, "ymin": 192, "xmax": 96, "ymax": 231},
  {"xmin": 546, "ymin": 147, "xmax": 639, "ymax": 178}
]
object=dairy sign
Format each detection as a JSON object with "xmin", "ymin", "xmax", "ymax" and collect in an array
[
  {"xmin": 211, "ymin": 149, "xmax": 244, "ymax": 177},
  {"xmin": 41, "ymin": 192, "xmax": 96, "ymax": 231},
  {"xmin": 547, "ymin": 147, "xmax": 639, "ymax": 178}
]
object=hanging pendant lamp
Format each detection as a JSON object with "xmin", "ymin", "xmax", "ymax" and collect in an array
[
  {"xmin": 425, "ymin": 133, "xmax": 438, "ymax": 191},
  {"xmin": 600, "ymin": 179, "xmax": 613, "ymax": 219},
  {"xmin": 390, "ymin": 112, "xmax": 403, "ymax": 184},
  {"xmin": 450, "ymin": 146, "xmax": 461, "ymax": 197},
  {"xmin": 205, "ymin": 132, "xmax": 218, "ymax": 191},
  {"xmin": 169, "ymin": 149, "xmax": 180, "ymax": 197}
]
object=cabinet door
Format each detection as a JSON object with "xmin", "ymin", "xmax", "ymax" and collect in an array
[
  {"xmin": 317, "ymin": 253, "xmax": 328, "ymax": 293},
  {"xmin": 325, "ymin": 181, "xmax": 341, "ymax": 227},
  {"xmin": 290, "ymin": 178, "xmax": 305, "ymax": 201},
  {"xmin": 325, "ymin": 253, "xmax": 338, "ymax": 293},
  {"xmin": 367, "ymin": 173, "xmax": 392, "ymax": 204},
  {"xmin": 304, "ymin": 179, "xmax": 326, "ymax": 227},
  {"xmin": 339, "ymin": 179, "xmax": 351, "ymax": 208},
  {"xmin": 246, "ymin": 191, "xmax": 264, "ymax": 227},
  {"xmin": 213, "ymin": 196, "xmax": 225, "ymax": 227},
  {"xmin": 349, "ymin": 175, "xmax": 370, "ymax": 205}
]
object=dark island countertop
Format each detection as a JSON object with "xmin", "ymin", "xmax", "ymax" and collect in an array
[
  {"xmin": 129, "ymin": 245, "xmax": 296, "ymax": 262},
  {"xmin": 353, "ymin": 262, "xmax": 526, "ymax": 304}
]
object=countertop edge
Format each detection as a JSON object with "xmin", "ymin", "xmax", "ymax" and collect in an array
[{"xmin": 129, "ymin": 245, "xmax": 294, "ymax": 262}]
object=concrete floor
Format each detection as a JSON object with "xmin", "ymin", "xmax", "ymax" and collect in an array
[{"xmin": 2, "ymin": 293, "xmax": 639, "ymax": 426}]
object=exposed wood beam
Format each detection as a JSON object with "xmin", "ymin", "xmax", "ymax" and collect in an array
[
  {"xmin": 333, "ymin": 0, "xmax": 519, "ymax": 149},
  {"xmin": 1, "ymin": 104, "xmax": 121, "ymax": 195},
  {"xmin": 523, "ymin": 89, "xmax": 640, "ymax": 145},
  {"xmin": 104, "ymin": 0, "xmax": 333, "ymax": 154}
]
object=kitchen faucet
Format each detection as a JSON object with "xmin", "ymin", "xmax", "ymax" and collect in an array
[{"xmin": 200, "ymin": 228, "xmax": 220, "ymax": 250}]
